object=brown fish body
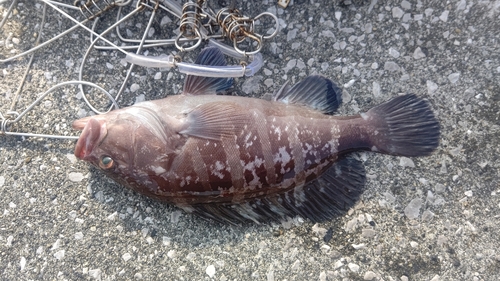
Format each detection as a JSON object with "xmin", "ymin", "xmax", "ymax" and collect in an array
[
  {"xmin": 73, "ymin": 47, "xmax": 440, "ymax": 223},
  {"xmin": 76, "ymin": 94, "xmax": 353, "ymax": 203}
]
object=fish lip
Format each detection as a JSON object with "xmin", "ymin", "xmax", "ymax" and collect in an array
[{"xmin": 73, "ymin": 118, "xmax": 106, "ymax": 160}]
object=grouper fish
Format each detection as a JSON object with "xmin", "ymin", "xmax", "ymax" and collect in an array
[{"xmin": 73, "ymin": 47, "xmax": 440, "ymax": 224}]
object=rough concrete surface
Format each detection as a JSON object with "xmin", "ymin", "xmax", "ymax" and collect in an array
[{"xmin": 1, "ymin": 0, "xmax": 499, "ymax": 280}]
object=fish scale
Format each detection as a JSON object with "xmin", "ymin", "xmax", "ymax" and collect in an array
[{"xmin": 72, "ymin": 47, "xmax": 440, "ymax": 224}]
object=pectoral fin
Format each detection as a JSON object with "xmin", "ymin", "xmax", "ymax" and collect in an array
[{"xmin": 180, "ymin": 102, "xmax": 249, "ymax": 140}]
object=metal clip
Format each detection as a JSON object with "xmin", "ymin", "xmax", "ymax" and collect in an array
[
  {"xmin": 215, "ymin": 8, "xmax": 279, "ymax": 55},
  {"xmin": 175, "ymin": 0, "xmax": 204, "ymax": 52},
  {"xmin": 74, "ymin": 0, "xmax": 132, "ymax": 20}
]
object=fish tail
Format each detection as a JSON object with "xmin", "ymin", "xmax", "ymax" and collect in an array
[{"xmin": 362, "ymin": 94, "xmax": 440, "ymax": 157}]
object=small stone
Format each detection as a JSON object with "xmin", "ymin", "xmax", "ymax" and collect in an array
[
  {"xmin": 371, "ymin": 62, "xmax": 379, "ymax": 69},
  {"xmin": 130, "ymin": 83, "xmax": 140, "ymax": 92},
  {"xmin": 20, "ymin": 257, "xmax": 26, "ymax": 271},
  {"xmin": 75, "ymin": 232, "xmax": 84, "ymax": 240},
  {"xmin": 399, "ymin": 157, "xmax": 415, "ymax": 168},
  {"xmin": 427, "ymin": 80, "xmax": 438, "ymax": 94},
  {"xmin": 439, "ymin": 10, "xmax": 449, "ymax": 22},
  {"xmin": 413, "ymin": 47, "xmax": 426, "ymax": 59},
  {"xmin": 422, "ymin": 210, "xmax": 435, "ymax": 221},
  {"xmin": 68, "ymin": 172, "xmax": 84, "ymax": 182},
  {"xmin": 0, "ymin": 176, "xmax": 5, "ymax": 187},
  {"xmin": 160, "ymin": 15, "xmax": 172, "ymax": 26},
  {"xmin": 401, "ymin": 0, "xmax": 411, "ymax": 10},
  {"xmin": 364, "ymin": 271, "xmax": 377, "ymax": 280},
  {"xmin": 464, "ymin": 190, "xmax": 473, "ymax": 197},
  {"xmin": 344, "ymin": 79, "xmax": 356, "ymax": 88},
  {"xmin": 106, "ymin": 62, "xmax": 114, "ymax": 69},
  {"xmin": 388, "ymin": 48, "xmax": 400, "ymax": 58},
  {"xmin": 361, "ymin": 229, "xmax": 377, "ymax": 238},
  {"xmin": 54, "ymin": 250, "xmax": 65, "ymax": 260},
  {"xmin": 404, "ymin": 198, "xmax": 423, "ymax": 219},
  {"xmin": 291, "ymin": 260, "xmax": 301, "ymax": 271},
  {"xmin": 335, "ymin": 11, "xmax": 342, "ymax": 21},
  {"xmin": 384, "ymin": 61, "xmax": 400, "ymax": 72},
  {"xmin": 206, "ymin": 265, "xmax": 216, "ymax": 278},
  {"xmin": 154, "ymin": 72, "xmax": 162, "ymax": 80},
  {"xmin": 287, "ymin": 29, "xmax": 297, "ymax": 41},
  {"xmin": 167, "ymin": 250, "xmax": 176, "ymax": 259},
  {"xmin": 448, "ymin": 73, "xmax": 460, "ymax": 83},
  {"xmin": 89, "ymin": 269, "xmax": 102, "ymax": 280},
  {"xmin": 122, "ymin": 253, "xmax": 132, "ymax": 262},
  {"xmin": 372, "ymin": 81, "xmax": 381, "ymax": 97},
  {"xmin": 392, "ymin": 7, "xmax": 404, "ymax": 18},
  {"xmin": 352, "ymin": 243, "xmax": 366, "ymax": 249},
  {"xmin": 348, "ymin": 263, "xmax": 360, "ymax": 272},
  {"xmin": 410, "ymin": 241, "xmax": 419, "ymax": 247}
]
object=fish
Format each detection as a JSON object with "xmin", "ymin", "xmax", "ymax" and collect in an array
[{"xmin": 72, "ymin": 47, "xmax": 440, "ymax": 224}]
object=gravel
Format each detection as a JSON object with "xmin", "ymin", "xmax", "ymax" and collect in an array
[{"xmin": 1, "ymin": 0, "xmax": 499, "ymax": 280}]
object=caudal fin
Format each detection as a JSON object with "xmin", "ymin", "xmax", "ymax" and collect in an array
[{"xmin": 363, "ymin": 94, "xmax": 440, "ymax": 157}]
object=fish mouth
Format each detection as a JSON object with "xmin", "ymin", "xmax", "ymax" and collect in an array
[{"xmin": 73, "ymin": 117, "xmax": 107, "ymax": 160}]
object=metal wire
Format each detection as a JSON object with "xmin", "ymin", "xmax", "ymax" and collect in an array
[{"xmin": 0, "ymin": 0, "xmax": 280, "ymax": 140}]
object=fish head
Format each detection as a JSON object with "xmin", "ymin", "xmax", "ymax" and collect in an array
[
  {"xmin": 73, "ymin": 114, "xmax": 136, "ymax": 172},
  {"xmin": 73, "ymin": 109, "xmax": 176, "ymax": 181}
]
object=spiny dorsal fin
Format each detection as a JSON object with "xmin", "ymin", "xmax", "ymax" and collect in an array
[
  {"xmin": 179, "ymin": 102, "xmax": 249, "ymax": 140},
  {"xmin": 183, "ymin": 156, "xmax": 366, "ymax": 224},
  {"xmin": 183, "ymin": 47, "xmax": 233, "ymax": 95},
  {"xmin": 273, "ymin": 75, "xmax": 343, "ymax": 115}
]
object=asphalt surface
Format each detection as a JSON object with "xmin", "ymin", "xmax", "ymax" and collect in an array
[{"xmin": 1, "ymin": 0, "xmax": 499, "ymax": 280}]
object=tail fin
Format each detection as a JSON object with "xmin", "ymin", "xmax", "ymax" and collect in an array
[{"xmin": 362, "ymin": 94, "xmax": 440, "ymax": 157}]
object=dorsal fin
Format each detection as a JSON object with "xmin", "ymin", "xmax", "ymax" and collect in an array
[
  {"xmin": 182, "ymin": 47, "xmax": 233, "ymax": 95},
  {"xmin": 273, "ymin": 75, "xmax": 343, "ymax": 115}
]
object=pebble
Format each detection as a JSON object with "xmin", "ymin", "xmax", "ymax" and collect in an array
[
  {"xmin": 0, "ymin": 176, "xmax": 5, "ymax": 187},
  {"xmin": 88, "ymin": 269, "xmax": 102, "ymax": 280},
  {"xmin": 68, "ymin": 172, "xmax": 84, "ymax": 182},
  {"xmin": 364, "ymin": 271, "xmax": 377, "ymax": 280},
  {"xmin": 206, "ymin": 265, "xmax": 216, "ymax": 278},
  {"xmin": 439, "ymin": 10, "xmax": 449, "ymax": 22},
  {"xmin": 74, "ymin": 232, "xmax": 84, "ymax": 240},
  {"xmin": 287, "ymin": 29, "xmax": 297, "ymax": 41},
  {"xmin": 392, "ymin": 7, "xmax": 404, "ymax": 18},
  {"xmin": 20, "ymin": 257, "xmax": 26, "ymax": 271},
  {"xmin": 130, "ymin": 83, "xmax": 140, "ymax": 92},
  {"xmin": 384, "ymin": 61, "xmax": 400, "ymax": 72},
  {"xmin": 122, "ymin": 253, "xmax": 132, "ymax": 262},
  {"xmin": 54, "ymin": 250, "xmax": 65, "ymax": 260},
  {"xmin": 448, "ymin": 73, "xmax": 460, "ymax": 83},
  {"xmin": 399, "ymin": 157, "xmax": 415, "ymax": 168},
  {"xmin": 413, "ymin": 47, "xmax": 426, "ymax": 59},
  {"xmin": 154, "ymin": 72, "xmax": 162, "ymax": 80},
  {"xmin": 160, "ymin": 15, "xmax": 172, "ymax": 26},
  {"xmin": 404, "ymin": 198, "xmax": 423, "ymax": 219},
  {"xmin": 348, "ymin": 263, "xmax": 360, "ymax": 272},
  {"xmin": 372, "ymin": 81, "xmax": 381, "ymax": 97},
  {"xmin": 427, "ymin": 80, "xmax": 438, "ymax": 94},
  {"xmin": 401, "ymin": 0, "xmax": 411, "ymax": 10},
  {"xmin": 388, "ymin": 48, "xmax": 400, "ymax": 58}
]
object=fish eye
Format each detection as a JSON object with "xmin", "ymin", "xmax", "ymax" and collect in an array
[{"xmin": 99, "ymin": 156, "xmax": 114, "ymax": 170}]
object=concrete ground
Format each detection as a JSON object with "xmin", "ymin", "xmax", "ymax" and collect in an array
[{"xmin": 1, "ymin": 0, "xmax": 499, "ymax": 280}]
